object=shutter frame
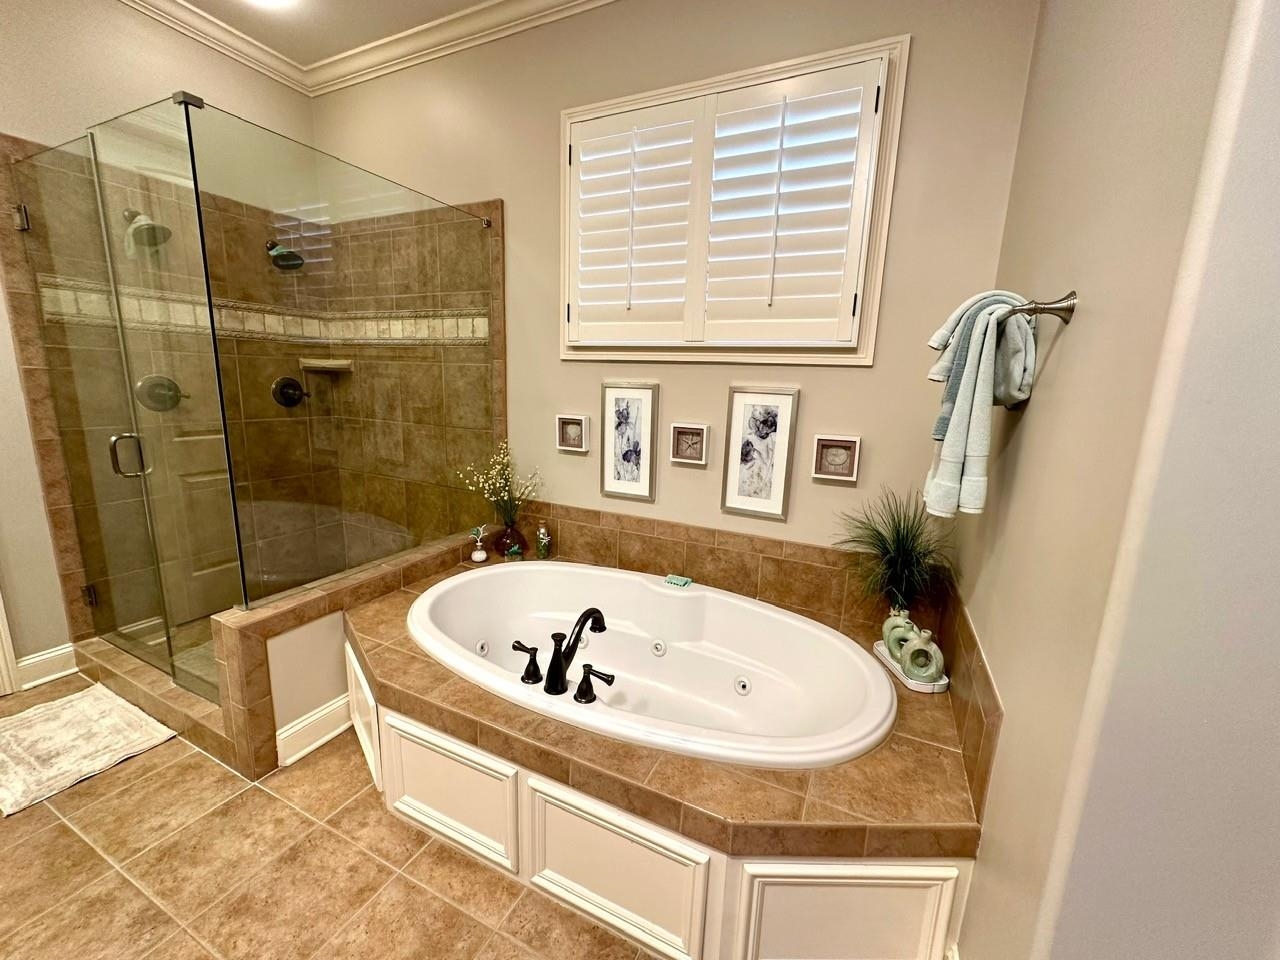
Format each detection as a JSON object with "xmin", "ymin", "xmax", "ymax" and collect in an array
[{"xmin": 560, "ymin": 36, "xmax": 908, "ymax": 366}]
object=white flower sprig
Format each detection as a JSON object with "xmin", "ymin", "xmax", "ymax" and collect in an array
[{"xmin": 457, "ymin": 441, "xmax": 540, "ymax": 526}]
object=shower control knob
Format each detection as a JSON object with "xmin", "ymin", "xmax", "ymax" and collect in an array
[{"xmin": 271, "ymin": 376, "xmax": 310, "ymax": 408}]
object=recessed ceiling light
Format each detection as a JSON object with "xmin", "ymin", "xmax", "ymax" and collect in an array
[{"xmin": 241, "ymin": 0, "xmax": 299, "ymax": 11}]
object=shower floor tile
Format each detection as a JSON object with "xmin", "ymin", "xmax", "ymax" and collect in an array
[{"xmin": 0, "ymin": 704, "xmax": 648, "ymax": 960}]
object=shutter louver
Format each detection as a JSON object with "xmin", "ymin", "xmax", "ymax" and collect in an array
[
  {"xmin": 569, "ymin": 100, "xmax": 707, "ymax": 343},
  {"xmin": 703, "ymin": 60, "xmax": 882, "ymax": 344}
]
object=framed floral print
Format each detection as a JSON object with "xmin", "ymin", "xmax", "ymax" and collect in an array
[
  {"xmin": 722, "ymin": 386, "xmax": 799, "ymax": 520},
  {"xmin": 601, "ymin": 381, "xmax": 658, "ymax": 501}
]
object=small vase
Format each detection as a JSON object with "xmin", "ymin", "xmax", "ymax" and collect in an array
[
  {"xmin": 900, "ymin": 629, "xmax": 945, "ymax": 683},
  {"xmin": 882, "ymin": 608, "xmax": 911, "ymax": 656},
  {"xmin": 886, "ymin": 618, "xmax": 919, "ymax": 664},
  {"xmin": 493, "ymin": 523, "xmax": 527, "ymax": 559}
]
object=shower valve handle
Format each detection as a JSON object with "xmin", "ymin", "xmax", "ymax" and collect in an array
[
  {"xmin": 573, "ymin": 664, "xmax": 615, "ymax": 704},
  {"xmin": 512, "ymin": 641, "xmax": 542, "ymax": 685}
]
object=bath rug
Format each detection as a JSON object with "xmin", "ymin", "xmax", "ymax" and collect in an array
[{"xmin": 0, "ymin": 684, "xmax": 176, "ymax": 816}]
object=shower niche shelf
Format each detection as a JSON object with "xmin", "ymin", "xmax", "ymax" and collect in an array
[{"xmin": 298, "ymin": 358, "xmax": 354, "ymax": 373}]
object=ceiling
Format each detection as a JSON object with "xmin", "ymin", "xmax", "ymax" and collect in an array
[{"xmin": 117, "ymin": 0, "xmax": 618, "ymax": 95}]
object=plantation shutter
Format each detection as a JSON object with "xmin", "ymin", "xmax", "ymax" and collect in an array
[
  {"xmin": 567, "ymin": 99, "xmax": 710, "ymax": 344},
  {"xmin": 702, "ymin": 59, "xmax": 883, "ymax": 344}
]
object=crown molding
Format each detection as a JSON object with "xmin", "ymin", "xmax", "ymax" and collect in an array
[{"xmin": 117, "ymin": 0, "xmax": 619, "ymax": 97}]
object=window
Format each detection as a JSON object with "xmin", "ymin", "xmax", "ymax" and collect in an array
[{"xmin": 562, "ymin": 38, "xmax": 908, "ymax": 365}]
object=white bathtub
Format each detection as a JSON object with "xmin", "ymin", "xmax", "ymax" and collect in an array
[{"xmin": 406, "ymin": 563, "xmax": 895, "ymax": 768}]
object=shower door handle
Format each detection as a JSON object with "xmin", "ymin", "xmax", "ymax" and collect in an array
[{"xmin": 108, "ymin": 433, "xmax": 148, "ymax": 478}]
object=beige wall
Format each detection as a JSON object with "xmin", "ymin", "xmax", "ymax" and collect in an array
[
  {"xmin": 1045, "ymin": 1, "xmax": 1280, "ymax": 953},
  {"xmin": 952, "ymin": 0, "xmax": 1236, "ymax": 956},
  {"xmin": 310, "ymin": 0, "xmax": 1041, "ymax": 546},
  {"xmin": 0, "ymin": 0, "xmax": 312, "ymax": 660}
]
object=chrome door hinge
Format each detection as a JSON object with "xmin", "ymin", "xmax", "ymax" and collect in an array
[
  {"xmin": 874, "ymin": 85, "xmax": 882, "ymax": 114},
  {"xmin": 11, "ymin": 204, "xmax": 30, "ymax": 231}
]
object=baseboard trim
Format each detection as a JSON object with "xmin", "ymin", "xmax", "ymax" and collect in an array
[
  {"xmin": 276, "ymin": 694, "xmax": 351, "ymax": 766},
  {"xmin": 17, "ymin": 644, "xmax": 78, "ymax": 690}
]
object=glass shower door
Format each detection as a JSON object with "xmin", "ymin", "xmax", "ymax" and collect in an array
[
  {"xmin": 88, "ymin": 100, "xmax": 247, "ymax": 699},
  {"xmin": 12, "ymin": 137, "xmax": 179, "ymax": 677}
]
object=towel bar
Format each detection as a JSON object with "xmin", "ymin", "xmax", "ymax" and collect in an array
[{"xmin": 994, "ymin": 291, "xmax": 1077, "ymax": 325}]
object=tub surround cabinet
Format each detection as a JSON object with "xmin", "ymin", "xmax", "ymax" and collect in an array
[{"xmin": 349, "ymin": 629, "xmax": 969, "ymax": 960}]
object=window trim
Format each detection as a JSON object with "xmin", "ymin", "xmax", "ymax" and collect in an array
[{"xmin": 560, "ymin": 34, "xmax": 910, "ymax": 367}]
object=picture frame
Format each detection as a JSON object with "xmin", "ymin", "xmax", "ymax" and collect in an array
[
  {"xmin": 670, "ymin": 422, "xmax": 709, "ymax": 466},
  {"xmin": 722, "ymin": 386, "xmax": 799, "ymax": 520},
  {"xmin": 601, "ymin": 381, "xmax": 659, "ymax": 501},
  {"xmin": 555, "ymin": 414, "xmax": 590, "ymax": 452},
  {"xmin": 812, "ymin": 434, "xmax": 861, "ymax": 482}
]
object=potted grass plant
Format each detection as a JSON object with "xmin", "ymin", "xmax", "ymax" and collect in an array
[{"xmin": 836, "ymin": 489, "xmax": 957, "ymax": 658}]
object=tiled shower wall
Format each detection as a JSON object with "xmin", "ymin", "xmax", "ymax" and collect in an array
[{"xmin": 5, "ymin": 134, "xmax": 505, "ymax": 639}]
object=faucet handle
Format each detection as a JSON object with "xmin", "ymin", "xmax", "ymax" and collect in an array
[
  {"xmin": 573, "ymin": 663, "xmax": 616, "ymax": 704},
  {"xmin": 511, "ymin": 641, "xmax": 542, "ymax": 685}
]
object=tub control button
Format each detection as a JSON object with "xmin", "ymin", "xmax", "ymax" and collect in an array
[
  {"xmin": 734, "ymin": 676, "xmax": 752, "ymax": 696},
  {"xmin": 651, "ymin": 640, "xmax": 667, "ymax": 657}
]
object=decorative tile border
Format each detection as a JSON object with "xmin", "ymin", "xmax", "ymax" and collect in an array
[{"xmin": 36, "ymin": 275, "xmax": 489, "ymax": 345}]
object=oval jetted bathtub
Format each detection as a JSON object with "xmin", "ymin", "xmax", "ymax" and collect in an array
[{"xmin": 407, "ymin": 563, "xmax": 895, "ymax": 768}]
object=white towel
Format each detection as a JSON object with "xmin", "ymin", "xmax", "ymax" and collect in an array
[{"xmin": 924, "ymin": 293, "xmax": 1035, "ymax": 518}]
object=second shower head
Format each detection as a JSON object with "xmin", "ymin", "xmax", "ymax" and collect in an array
[{"xmin": 266, "ymin": 240, "xmax": 305, "ymax": 270}]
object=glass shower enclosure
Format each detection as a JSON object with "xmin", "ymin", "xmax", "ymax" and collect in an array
[{"xmin": 12, "ymin": 94, "xmax": 494, "ymax": 703}]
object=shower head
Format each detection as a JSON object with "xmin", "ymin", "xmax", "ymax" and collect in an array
[
  {"xmin": 266, "ymin": 240, "xmax": 305, "ymax": 270},
  {"xmin": 122, "ymin": 208, "xmax": 171, "ymax": 248}
]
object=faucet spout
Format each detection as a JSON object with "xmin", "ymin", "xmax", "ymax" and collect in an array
[{"xmin": 563, "ymin": 607, "xmax": 606, "ymax": 671}]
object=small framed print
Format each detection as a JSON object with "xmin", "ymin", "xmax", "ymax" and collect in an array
[
  {"xmin": 601, "ymin": 381, "xmax": 658, "ymax": 501},
  {"xmin": 670, "ymin": 423, "xmax": 708, "ymax": 466},
  {"xmin": 722, "ymin": 386, "xmax": 799, "ymax": 521},
  {"xmin": 812, "ymin": 435, "xmax": 861, "ymax": 482},
  {"xmin": 556, "ymin": 414, "xmax": 590, "ymax": 452}
]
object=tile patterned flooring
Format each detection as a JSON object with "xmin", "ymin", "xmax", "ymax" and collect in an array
[{"xmin": 0, "ymin": 675, "xmax": 649, "ymax": 960}]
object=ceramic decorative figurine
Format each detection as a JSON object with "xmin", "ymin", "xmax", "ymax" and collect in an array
[
  {"xmin": 900, "ymin": 629, "xmax": 945, "ymax": 683},
  {"xmin": 882, "ymin": 607, "xmax": 911, "ymax": 649},
  {"xmin": 886, "ymin": 617, "xmax": 919, "ymax": 664},
  {"xmin": 536, "ymin": 523, "xmax": 552, "ymax": 560},
  {"xmin": 469, "ymin": 525, "xmax": 487, "ymax": 563}
]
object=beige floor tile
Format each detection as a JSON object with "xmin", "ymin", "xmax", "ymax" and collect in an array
[
  {"xmin": 0, "ymin": 870, "xmax": 176, "ymax": 960},
  {"xmin": 0, "ymin": 802, "xmax": 58, "ymax": 853},
  {"xmin": 122, "ymin": 786, "xmax": 312, "ymax": 920},
  {"xmin": 325, "ymin": 785, "xmax": 428, "ymax": 867},
  {"xmin": 313, "ymin": 875, "xmax": 490, "ymax": 960},
  {"xmin": 46, "ymin": 738, "xmax": 194, "ymax": 817},
  {"xmin": 499, "ymin": 889, "xmax": 637, "ymax": 960},
  {"xmin": 474, "ymin": 935, "xmax": 544, "ymax": 960},
  {"xmin": 69, "ymin": 752, "xmax": 247, "ymax": 861},
  {"xmin": 0, "ymin": 674, "xmax": 91, "ymax": 719},
  {"xmin": 0, "ymin": 822, "xmax": 113, "ymax": 940},
  {"xmin": 404, "ymin": 839, "xmax": 524, "ymax": 926},
  {"xmin": 260, "ymin": 731, "xmax": 371, "ymax": 819},
  {"xmin": 189, "ymin": 827, "xmax": 392, "ymax": 960},
  {"xmin": 142, "ymin": 930, "xmax": 218, "ymax": 959}
]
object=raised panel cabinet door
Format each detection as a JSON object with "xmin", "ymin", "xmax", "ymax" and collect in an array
[
  {"xmin": 344, "ymin": 642, "xmax": 380, "ymax": 791},
  {"xmin": 379, "ymin": 709, "xmax": 520, "ymax": 872},
  {"xmin": 526, "ymin": 775, "xmax": 711, "ymax": 960},
  {"xmin": 736, "ymin": 861, "xmax": 959, "ymax": 960}
]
